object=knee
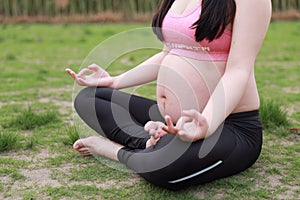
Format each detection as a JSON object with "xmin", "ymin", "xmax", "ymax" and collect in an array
[
  {"xmin": 74, "ymin": 87, "xmax": 95, "ymax": 113},
  {"xmin": 74, "ymin": 87, "xmax": 115, "ymax": 115},
  {"xmin": 94, "ymin": 87, "xmax": 114, "ymax": 100}
]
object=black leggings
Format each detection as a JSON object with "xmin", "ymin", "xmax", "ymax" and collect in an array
[{"xmin": 74, "ymin": 87, "xmax": 263, "ymax": 190}]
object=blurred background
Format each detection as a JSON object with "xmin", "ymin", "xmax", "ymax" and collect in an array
[
  {"xmin": 0, "ymin": 0, "xmax": 299, "ymax": 23},
  {"xmin": 0, "ymin": 1, "xmax": 299, "ymax": 199}
]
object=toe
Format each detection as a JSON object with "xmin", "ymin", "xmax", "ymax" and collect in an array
[
  {"xmin": 79, "ymin": 149, "xmax": 91, "ymax": 156},
  {"xmin": 73, "ymin": 139, "xmax": 92, "ymax": 156},
  {"xmin": 73, "ymin": 139, "xmax": 84, "ymax": 150}
]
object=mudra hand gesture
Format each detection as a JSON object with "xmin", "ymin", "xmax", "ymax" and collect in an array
[
  {"xmin": 66, "ymin": 64, "xmax": 114, "ymax": 87},
  {"xmin": 163, "ymin": 109, "xmax": 209, "ymax": 142},
  {"xmin": 145, "ymin": 109, "xmax": 209, "ymax": 147},
  {"xmin": 144, "ymin": 121, "xmax": 168, "ymax": 148}
]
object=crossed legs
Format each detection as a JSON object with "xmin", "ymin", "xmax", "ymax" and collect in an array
[
  {"xmin": 72, "ymin": 87, "xmax": 262, "ymax": 190},
  {"xmin": 73, "ymin": 87, "xmax": 163, "ymax": 159}
]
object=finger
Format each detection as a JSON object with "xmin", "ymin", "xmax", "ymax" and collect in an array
[
  {"xmin": 65, "ymin": 68, "xmax": 73, "ymax": 74},
  {"xmin": 164, "ymin": 115, "xmax": 178, "ymax": 134},
  {"xmin": 144, "ymin": 121, "xmax": 165, "ymax": 132},
  {"xmin": 144, "ymin": 121, "xmax": 156, "ymax": 132},
  {"xmin": 153, "ymin": 133, "xmax": 160, "ymax": 139},
  {"xmin": 150, "ymin": 135, "xmax": 158, "ymax": 143},
  {"xmin": 146, "ymin": 137, "xmax": 158, "ymax": 148},
  {"xmin": 77, "ymin": 68, "xmax": 92, "ymax": 77},
  {"xmin": 149, "ymin": 129, "xmax": 162, "ymax": 139},
  {"xmin": 175, "ymin": 116, "xmax": 190, "ymax": 130},
  {"xmin": 88, "ymin": 64, "xmax": 101, "ymax": 72},
  {"xmin": 153, "ymin": 134, "xmax": 161, "ymax": 142},
  {"xmin": 149, "ymin": 129, "xmax": 156, "ymax": 136},
  {"xmin": 158, "ymin": 131, "xmax": 168, "ymax": 137},
  {"xmin": 182, "ymin": 109, "xmax": 202, "ymax": 123},
  {"xmin": 65, "ymin": 68, "xmax": 77, "ymax": 80},
  {"xmin": 161, "ymin": 125, "xmax": 169, "ymax": 133},
  {"xmin": 76, "ymin": 78, "xmax": 90, "ymax": 86}
]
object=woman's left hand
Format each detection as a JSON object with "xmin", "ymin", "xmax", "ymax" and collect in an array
[{"xmin": 162, "ymin": 109, "xmax": 209, "ymax": 142}]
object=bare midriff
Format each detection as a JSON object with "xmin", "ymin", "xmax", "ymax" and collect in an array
[{"xmin": 156, "ymin": 54, "xmax": 260, "ymax": 123}]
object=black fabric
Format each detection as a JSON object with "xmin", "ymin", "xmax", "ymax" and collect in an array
[
  {"xmin": 74, "ymin": 87, "xmax": 163, "ymax": 149},
  {"xmin": 75, "ymin": 87, "xmax": 262, "ymax": 190}
]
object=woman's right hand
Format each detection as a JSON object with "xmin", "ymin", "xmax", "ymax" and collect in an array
[
  {"xmin": 144, "ymin": 121, "xmax": 168, "ymax": 148},
  {"xmin": 66, "ymin": 64, "xmax": 115, "ymax": 87}
]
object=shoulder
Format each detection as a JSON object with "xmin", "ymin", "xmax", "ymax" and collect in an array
[
  {"xmin": 227, "ymin": 0, "xmax": 272, "ymax": 67},
  {"xmin": 232, "ymin": 0, "xmax": 272, "ymax": 37},
  {"xmin": 234, "ymin": 0, "xmax": 272, "ymax": 17},
  {"xmin": 235, "ymin": 0, "xmax": 271, "ymax": 6}
]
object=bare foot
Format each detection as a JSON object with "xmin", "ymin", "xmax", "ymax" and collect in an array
[
  {"xmin": 73, "ymin": 136, "xmax": 123, "ymax": 161},
  {"xmin": 73, "ymin": 139, "xmax": 92, "ymax": 156}
]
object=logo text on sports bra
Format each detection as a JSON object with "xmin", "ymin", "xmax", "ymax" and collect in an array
[{"xmin": 165, "ymin": 42, "xmax": 211, "ymax": 52}]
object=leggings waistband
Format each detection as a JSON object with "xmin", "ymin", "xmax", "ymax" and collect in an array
[{"xmin": 226, "ymin": 110, "xmax": 259, "ymax": 120}]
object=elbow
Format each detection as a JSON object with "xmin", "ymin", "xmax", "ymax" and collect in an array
[
  {"xmin": 225, "ymin": 60, "xmax": 254, "ymax": 79},
  {"xmin": 222, "ymin": 63, "xmax": 254, "ymax": 91}
]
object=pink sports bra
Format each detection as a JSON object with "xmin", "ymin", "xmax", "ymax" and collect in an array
[{"xmin": 162, "ymin": 0, "xmax": 232, "ymax": 61}]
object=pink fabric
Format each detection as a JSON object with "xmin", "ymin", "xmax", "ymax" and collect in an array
[{"xmin": 162, "ymin": 1, "xmax": 232, "ymax": 61}]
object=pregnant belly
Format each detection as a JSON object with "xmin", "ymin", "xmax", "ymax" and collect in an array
[{"xmin": 157, "ymin": 54, "xmax": 225, "ymax": 122}]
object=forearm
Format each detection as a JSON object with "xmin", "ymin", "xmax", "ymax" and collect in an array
[
  {"xmin": 112, "ymin": 50, "xmax": 168, "ymax": 89},
  {"xmin": 202, "ymin": 68, "xmax": 251, "ymax": 137}
]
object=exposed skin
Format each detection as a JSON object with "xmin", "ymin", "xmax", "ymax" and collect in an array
[{"xmin": 66, "ymin": 0, "xmax": 272, "ymax": 159}]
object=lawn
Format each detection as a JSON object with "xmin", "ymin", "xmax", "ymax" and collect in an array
[{"xmin": 0, "ymin": 21, "xmax": 299, "ymax": 199}]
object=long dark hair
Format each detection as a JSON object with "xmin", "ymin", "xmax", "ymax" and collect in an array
[{"xmin": 152, "ymin": 0, "xmax": 236, "ymax": 42}]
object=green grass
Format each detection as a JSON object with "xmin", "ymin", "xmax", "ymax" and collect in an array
[
  {"xmin": 61, "ymin": 125, "xmax": 80, "ymax": 146},
  {"xmin": 1, "ymin": 106, "xmax": 60, "ymax": 130},
  {"xmin": 260, "ymin": 97, "xmax": 290, "ymax": 130},
  {"xmin": 0, "ymin": 132, "xmax": 18, "ymax": 152},
  {"xmin": 0, "ymin": 22, "xmax": 299, "ymax": 199}
]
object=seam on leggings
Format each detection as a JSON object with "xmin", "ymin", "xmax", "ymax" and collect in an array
[{"xmin": 168, "ymin": 160, "xmax": 223, "ymax": 184}]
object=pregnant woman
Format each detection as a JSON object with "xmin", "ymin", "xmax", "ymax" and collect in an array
[{"xmin": 66, "ymin": 0, "xmax": 271, "ymax": 190}]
